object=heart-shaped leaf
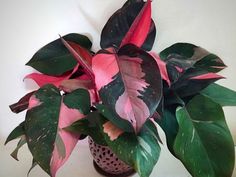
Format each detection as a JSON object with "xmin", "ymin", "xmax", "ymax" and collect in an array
[
  {"xmin": 26, "ymin": 33, "xmax": 92, "ymax": 76},
  {"xmin": 101, "ymin": 0, "xmax": 156, "ymax": 51},
  {"xmin": 24, "ymin": 85, "xmax": 91, "ymax": 177},
  {"xmin": 174, "ymin": 94, "xmax": 235, "ymax": 177},
  {"xmin": 92, "ymin": 44, "xmax": 162, "ymax": 132}
]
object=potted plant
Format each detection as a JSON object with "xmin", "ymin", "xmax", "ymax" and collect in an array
[{"xmin": 5, "ymin": 0, "xmax": 236, "ymax": 177}]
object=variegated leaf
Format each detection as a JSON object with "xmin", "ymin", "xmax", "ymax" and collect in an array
[
  {"xmin": 25, "ymin": 85, "xmax": 90, "ymax": 177},
  {"xmin": 159, "ymin": 43, "xmax": 226, "ymax": 84},
  {"xmin": 101, "ymin": 0, "xmax": 156, "ymax": 51},
  {"xmin": 92, "ymin": 44, "xmax": 162, "ymax": 132}
]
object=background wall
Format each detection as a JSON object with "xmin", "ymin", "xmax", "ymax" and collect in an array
[{"xmin": 0, "ymin": 0, "xmax": 235, "ymax": 177}]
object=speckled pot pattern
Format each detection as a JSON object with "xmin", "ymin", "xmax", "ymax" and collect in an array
[{"xmin": 88, "ymin": 137, "xmax": 133, "ymax": 175}]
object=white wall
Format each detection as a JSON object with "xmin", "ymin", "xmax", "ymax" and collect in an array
[{"xmin": 0, "ymin": 0, "xmax": 235, "ymax": 177}]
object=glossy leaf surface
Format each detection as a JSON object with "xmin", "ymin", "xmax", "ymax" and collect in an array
[
  {"xmin": 103, "ymin": 119, "xmax": 161, "ymax": 177},
  {"xmin": 26, "ymin": 33, "xmax": 92, "ymax": 76},
  {"xmin": 92, "ymin": 44, "xmax": 162, "ymax": 132},
  {"xmin": 174, "ymin": 95, "xmax": 235, "ymax": 177},
  {"xmin": 25, "ymin": 85, "xmax": 90, "ymax": 177},
  {"xmin": 159, "ymin": 43, "xmax": 226, "ymax": 84},
  {"xmin": 5, "ymin": 121, "xmax": 25, "ymax": 145},
  {"xmin": 201, "ymin": 83, "xmax": 236, "ymax": 106},
  {"xmin": 101, "ymin": 0, "xmax": 156, "ymax": 51}
]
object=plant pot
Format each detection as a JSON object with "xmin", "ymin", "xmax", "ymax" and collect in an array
[{"xmin": 88, "ymin": 137, "xmax": 136, "ymax": 177}]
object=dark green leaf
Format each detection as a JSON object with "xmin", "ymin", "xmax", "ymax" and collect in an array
[
  {"xmin": 155, "ymin": 108, "xmax": 179, "ymax": 154},
  {"xmin": 201, "ymin": 83, "xmax": 236, "ymax": 106},
  {"xmin": 174, "ymin": 94, "xmax": 235, "ymax": 177},
  {"xmin": 26, "ymin": 33, "xmax": 92, "ymax": 76},
  {"xmin": 103, "ymin": 120, "xmax": 161, "ymax": 177},
  {"xmin": 159, "ymin": 43, "xmax": 226, "ymax": 83},
  {"xmin": 5, "ymin": 121, "xmax": 25, "ymax": 145},
  {"xmin": 27, "ymin": 159, "xmax": 38, "ymax": 177},
  {"xmin": 10, "ymin": 135, "xmax": 27, "ymax": 161},
  {"xmin": 96, "ymin": 104, "xmax": 134, "ymax": 133},
  {"xmin": 171, "ymin": 68, "xmax": 222, "ymax": 97},
  {"xmin": 65, "ymin": 111, "xmax": 107, "ymax": 146}
]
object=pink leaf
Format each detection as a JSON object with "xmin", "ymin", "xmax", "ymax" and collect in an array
[
  {"xmin": 92, "ymin": 53, "xmax": 119, "ymax": 91},
  {"xmin": 120, "ymin": 0, "xmax": 151, "ymax": 48},
  {"xmin": 190, "ymin": 73, "xmax": 224, "ymax": 80},
  {"xmin": 24, "ymin": 64, "xmax": 79, "ymax": 87},
  {"xmin": 103, "ymin": 121, "xmax": 124, "ymax": 141},
  {"xmin": 50, "ymin": 102, "xmax": 85, "ymax": 177},
  {"xmin": 150, "ymin": 52, "xmax": 171, "ymax": 86}
]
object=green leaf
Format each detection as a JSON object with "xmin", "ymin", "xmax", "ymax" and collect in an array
[
  {"xmin": 174, "ymin": 94, "xmax": 235, "ymax": 177},
  {"xmin": 26, "ymin": 33, "xmax": 92, "ymax": 76},
  {"xmin": 155, "ymin": 108, "xmax": 179, "ymax": 154},
  {"xmin": 5, "ymin": 121, "xmax": 25, "ymax": 145},
  {"xmin": 201, "ymin": 83, "xmax": 236, "ymax": 106},
  {"xmin": 96, "ymin": 104, "xmax": 134, "ymax": 133},
  {"xmin": 10, "ymin": 135, "xmax": 27, "ymax": 161},
  {"xmin": 65, "ymin": 111, "xmax": 107, "ymax": 146},
  {"xmin": 104, "ymin": 120, "xmax": 161, "ymax": 177}
]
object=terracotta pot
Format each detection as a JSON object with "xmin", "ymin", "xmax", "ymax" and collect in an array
[{"xmin": 88, "ymin": 137, "xmax": 135, "ymax": 177}]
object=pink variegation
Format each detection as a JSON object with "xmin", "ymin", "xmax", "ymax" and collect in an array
[
  {"xmin": 50, "ymin": 102, "xmax": 85, "ymax": 177},
  {"xmin": 103, "ymin": 121, "xmax": 124, "ymax": 141},
  {"xmin": 24, "ymin": 64, "xmax": 79, "ymax": 87},
  {"xmin": 150, "ymin": 52, "xmax": 171, "ymax": 86},
  {"xmin": 121, "ymin": 0, "xmax": 151, "ymax": 48},
  {"xmin": 190, "ymin": 73, "xmax": 224, "ymax": 80}
]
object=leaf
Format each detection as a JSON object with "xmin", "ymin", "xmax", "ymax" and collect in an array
[
  {"xmin": 24, "ymin": 85, "xmax": 91, "ymax": 177},
  {"xmin": 60, "ymin": 37, "xmax": 95, "ymax": 81},
  {"xmin": 65, "ymin": 111, "xmax": 107, "ymax": 146},
  {"xmin": 171, "ymin": 68, "xmax": 224, "ymax": 97},
  {"xmin": 201, "ymin": 83, "xmax": 236, "ymax": 106},
  {"xmin": 159, "ymin": 43, "xmax": 226, "ymax": 83},
  {"xmin": 103, "ymin": 119, "xmax": 161, "ymax": 177},
  {"xmin": 174, "ymin": 95, "xmax": 235, "ymax": 177},
  {"xmin": 5, "ymin": 121, "xmax": 25, "ymax": 145},
  {"xmin": 10, "ymin": 135, "xmax": 27, "ymax": 161},
  {"xmin": 27, "ymin": 159, "xmax": 38, "ymax": 177},
  {"xmin": 100, "ymin": 0, "xmax": 156, "ymax": 51},
  {"xmin": 120, "ymin": 0, "xmax": 151, "ymax": 48},
  {"xmin": 155, "ymin": 108, "xmax": 179, "ymax": 154},
  {"xmin": 26, "ymin": 33, "xmax": 92, "ymax": 76},
  {"xmin": 149, "ymin": 52, "xmax": 170, "ymax": 86},
  {"xmin": 92, "ymin": 44, "xmax": 162, "ymax": 132},
  {"xmin": 24, "ymin": 64, "xmax": 79, "ymax": 87},
  {"xmin": 9, "ymin": 91, "xmax": 35, "ymax": 113},
  {"xmin": 68, "ymin": 110, "xmax": 161, "ymax": 177}
]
